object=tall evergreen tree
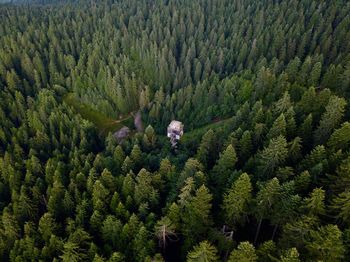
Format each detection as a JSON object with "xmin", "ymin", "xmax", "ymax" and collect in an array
[
  {"xmin": 223, "ymin": 173, "xmax": 252, "ymax": 228},
  {"xmin": 186, "ymin": 241, "xmax": 219, "ymax": 262},
  {"xmin": 314, "ymin": 96, "xmax": 346, "ymax": 145}
]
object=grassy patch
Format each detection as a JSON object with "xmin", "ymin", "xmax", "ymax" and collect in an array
[{"xmin": 63, "ymin": 93, "xmax": 133, "ymax": 135}]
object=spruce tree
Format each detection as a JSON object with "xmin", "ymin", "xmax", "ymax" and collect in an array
[
  {"xmin": 223, "ymin": 173, "xmax": 252, "ymax": 228},
  {"xmin": 228, "ymin": 242, "xmax": 258, "ymax": 262},
  {"xmin": 186, "ymin": 241, "xmax": 219, "ymax": 262}
]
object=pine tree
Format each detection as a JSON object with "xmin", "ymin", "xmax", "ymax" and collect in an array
[
  {"xmin": 256, "ymin": 241, "xmax": 277, "ymax": 262},
  {"xmin": 314, "ymin": 96, "xmax": 346, "ymax": 145},
  {"xmin": 258, "ymin": 136, "xmax": 288, "ymax": 178},
  {"xmin": 1, "ymin": 211, "xmax": 20, "ymax": 252},
  {"xmin": 332, "ymin": 191, "xmax": 350, "ymax": 226},
  {"xmin": 186, "ymin": 241, "xmax": 219, "ymax": 262},
  {"xmin": 329, "ymin": 157, "xmax": 350, "ymax": 194},
  {"xmin": 6, "ymin": 70, "xmax": 22, "ymax": 93},
  {"xmin": 47, "ymin": 181, "xmax": 65, "ymax": 219},
  {"xmin": 288, "ymin": 137, "xmax": 302, "ymax": 164},
  {"xmin": 133, "ymin": 226, "xmax": 154, "ymax": 262},
  {"xmin": 155, "ymin": 216, "xmax": 177, "ymax": 250},
  {"xmin": 215, "ymin": 144, "xmax": 237, "ymax": 172},
  {"xmin": 267, "ymin": 114, "xmax": 287, "ymax": 140},
  {"xmin": 60, "ymin": 241, "xmax": 81, "ymax": 262},
  {"xmin": 196, "ymin": 130, "xmax": 217, "ymax": 169},
  {"xmin": 327, "ymin": 122, "xmax": 350, "ymax": 152},
  {"xmin": 212, "ymin": 144, "xmax": 237, "ymax": 188},
  {"xmin": 60, "ymin": 229, "xmax": 91, "ymax": 262},
  {"xmin": 228, "ymin": 242, "xmax": 258, "ymax": 262},
  {"xmin": 130, "ymin": 144, "xmax": 143, "ymax": 171},
  {"xmin": 101, "ymin": 215, "xmax": 122, "ymax": 250},
  {"xmin": 182, "ymin": 185, "xmax": 213, "ymax": 251},
  {"xmin": 306, "ymin": 225, "xmax": 345, "ymax": 261},
  {"xmin": 122, "ymin": 156, "xmax": 134, "ymax": 174},
  {"xmin": 270, "ymin": 181, "xmax": 301, "ymax": 240},
  {"xmin": 253, "ymin": 178, "xmax": 281, "ymax": 243},
  {"xmin": 223, "ymin": 173, "xmax": 252, "ymax": 228},
  {"xmin": 121, "ymin": 173, "xmax": 135, "ymax": 200},
  {"xmin": 273, "ymin": 92, "xmax": 292, "ymax": 115},
  {"xmin": 108, "ymin": 252, "xmax": 125, "ymax": 262},
  {"xmin": 134, "ymin": 168, "xmax": 158, "ymax": 207},
  {"xmin": 280, "ymin": 248, "xmax": 300, "ymax": 262},
  {"xmin": 298, "ymin": 114, "xmax": 313, "ymax": 150},
  {"xmin": 38, "ymin": 212, "xmax": 58, "ymax": 243},
  {"xmin": 309, "ymin": 62, "xmax": 322, "ymax": 87},
  {"xmin": 304, "ymin": 188, "xmax": 325, "ymax": 216},
  {"xmin": 143, "ymin": 125, "xmax": 156, "ymax": 150},
  {"xmin": 239, "ymin": 131, "xmax": 253, "ymax": 162}
]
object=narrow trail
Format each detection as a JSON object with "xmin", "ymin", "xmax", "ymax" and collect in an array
[{"xmin": 112, "ymin": 112, "xmax": 134, "ymax": 124}]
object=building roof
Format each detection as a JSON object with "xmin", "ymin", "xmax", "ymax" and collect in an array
[{"xmin": 168, "ymin": 120, "xmax": 183, "ymax": 131}]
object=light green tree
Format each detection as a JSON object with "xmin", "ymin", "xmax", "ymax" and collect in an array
[
  {"xmin": 254, "ymin": 178, "xmax": 281, "ymax": 244},
  {"xmin": 314, "ymin": 95, "xmax": 346, "ymax": 145},
  {"xmin": 228, "ymin": 242, "xmax": 257, "ymax": 262},
  {"xmin": 304, "ymin": 187, "xmax": 325, "ymax": 216},
  {"xmin": 306, "ymin": 225, "xmax": 345, "ymax": 261},
  {"xmin": 332, "ymin": 191, "xmax": 350, "ymax": 226},
  {"xmin": 280, "ymin": 248, "xmax": 300, "ymax": 262},
  {"xmin": 223, "ymin": 173, "xmax": 252, "ymax": 227},
  {"xmin": 186, "ymin": 241, "xmax": 219, "ymax": 262},
  {"xmin": 259, "ymin": 136, "xmax": 288, "ymax": 178}
]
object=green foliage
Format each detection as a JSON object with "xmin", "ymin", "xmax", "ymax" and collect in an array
[
  {"xmin": 314, "ymin": 96, "xmax": 347, "ymax": 145},
  {"xmin": 0, "ymin": 0, "xmax": 349, "ymax": 261},
  {"xmin": 332, "ymin": 191, "xmax": 350, "ymax": 226},
  {"xmin": 196, "ymin": 129, "xmax": 217, "ymax": 169},
  {"xmin": 38, "ymin": 213, "xmax": 58, "ymax": 243},
  {"xmin": 306, "ymin": 225, "xmax": 345, "ymax": 261},
  {"xmin": 223, "ymin": 173, "xmax": 252, "ymax": 227},
  {"xmin": 64, "ymin": 93, "xmax": 133, "ymax": 135},
  {"xmin": 280, "ymin": 248, "xmax": 300, "ymax": 262},
  {"xmin": 212, "ymin": 144, "xmax": 238, "ymax": 189},
  {"xmin": 256, "ymin": 241, "xmax": 277, "ymax": 262},
  {"xmin": 155, "ymin": 216, "xmax": 177, "ymax": 250},
  {"xmin": 267, "ymin": 114, "xmax": 287, "ymax": 140},
  {"xmin": 304, "ymin": 188, "xmax": 325, "ymax": 216},
  {"xmin": 143, "ymin": 125, "xmax": 157, "ymax": 150},
  {"xmin": 186, "ymin": 241, "xmax": 219, "ymax": 262},
  {"xmin": 327, "ymin": 122, "xmax": 350, "ymax": 152},
  {"xmin": 258, "ymin": 136, "xmax": 288, "ymax": 178},
  {"xmin": 182, "ymin": 185, "xmax": 213, "ymax": 251},
  {"xmin": 228, "ymin": 242, "xmax": 257, "ymax": 262}
]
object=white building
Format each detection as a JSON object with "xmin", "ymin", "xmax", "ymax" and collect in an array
[{"xmin": 167, "ymin": 120, "xmax": 184, "ymax": 147}]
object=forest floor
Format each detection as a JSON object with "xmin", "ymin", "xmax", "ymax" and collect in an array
[{"xmin": 63, "ymin": 93, "xmax": 134, "ymax": 135}]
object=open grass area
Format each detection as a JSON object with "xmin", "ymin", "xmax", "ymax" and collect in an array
[{"xmin": 63, "ymin": 93, "xmax": 133, "ymax": 135}]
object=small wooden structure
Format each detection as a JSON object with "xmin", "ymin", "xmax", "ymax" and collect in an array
[{"xmin": 167, "ymin": 120, "xmax": 184, "ymax": 147}]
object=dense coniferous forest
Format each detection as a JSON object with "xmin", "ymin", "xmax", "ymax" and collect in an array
[{"xmin": 0, "ymin": 0, "xmax": 350, "ymax": 261}]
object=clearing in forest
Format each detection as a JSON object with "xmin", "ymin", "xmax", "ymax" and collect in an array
[{"xmin": 63, "ymin": 93, "xmax": 134, "ymax": 135}]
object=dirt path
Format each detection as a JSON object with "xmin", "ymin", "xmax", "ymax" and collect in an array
[
  {"xmin": 112, "ymin": 113, "xmax": 133, "ymax": 124},
  {"xmin": 134, "ymin": 111, "xmax": 143, "ymax": 132}
]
